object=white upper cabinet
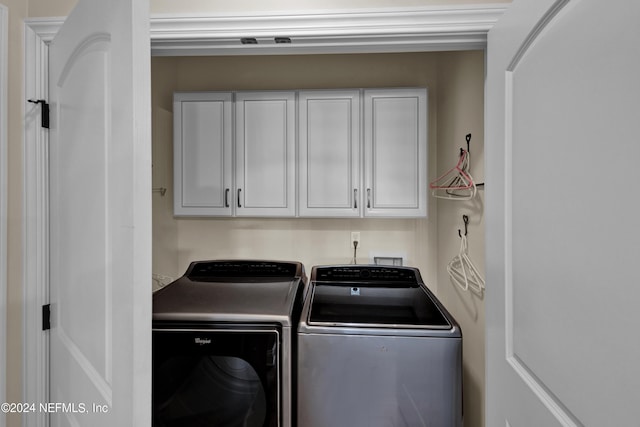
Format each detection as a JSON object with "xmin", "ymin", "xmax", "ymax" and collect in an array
[
  {"xmin": 364, "ymin": 88, "xmax": 427, "ymax": 217},
  {"xmin": 174, "ymin": 92, "xmax": 233, "ymax": 216},
  {"xmin": 235, "ymin": 91, "xmax": 296, "ymax": 217},
  {"xmin": 298, "ymin": 90, "xmax": 361, "ymax": 217},
  {"xmin": 174, "ymin": 88, "xmax": 427, "ymax": 218}
]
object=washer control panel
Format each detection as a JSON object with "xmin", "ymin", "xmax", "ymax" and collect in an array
[{"xmin": 313, "ymin": 265, "xmax": 418, "ymax": 283}]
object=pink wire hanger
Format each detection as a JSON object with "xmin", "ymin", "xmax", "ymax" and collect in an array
[{"xmin": 429, "ymin": 147, "xmax": 477, "ymax": 200}]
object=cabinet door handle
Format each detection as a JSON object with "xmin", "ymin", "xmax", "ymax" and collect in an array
[
  {"xmin": 225, "ymin": 189, "xmax": 230, "ymax": 208},
  {"xmin": 353, "ymin": 189, "xmax": 358, "ymax": 209},
  {"xmin": 237, "ymin": 189, "xmax": 242, "ymax": 208},
  {"xmin": 367, "ymin": 188, "xmax": 371, "ymax": 209}
]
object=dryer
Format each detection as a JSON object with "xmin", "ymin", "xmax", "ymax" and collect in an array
[{"xmin": 152, "ymin": 260, "xmax": 306, "ymax": 427}]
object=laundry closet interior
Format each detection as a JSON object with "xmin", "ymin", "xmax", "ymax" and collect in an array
[{"xmin": 150, "ymin": 50, "xmax": 486, "ymax": 425}]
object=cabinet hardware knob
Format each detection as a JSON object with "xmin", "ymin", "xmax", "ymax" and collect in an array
[
  {"xmin": 225, "ymin": 189, "xmax": 230, "ymax": 207},
  {"xmin": 354, "ymin": 189, "xmax": 358, "ymax": 209},
  {"xmin": 367, "ymin": 188, "xmax": 371, "ymax": 208},
  {"xmin": 237, "ymin": 189, "xmax": 242, "ymax": 208}
]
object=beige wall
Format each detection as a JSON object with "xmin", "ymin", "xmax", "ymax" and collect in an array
[
  {"xmin": 151, "ymin": 51, "xmax": 486, "ymax": 427},
  {"xmin": 151, "ymin": 53, "xmax": 441, "ymax": 285},
  {"xmin": 27, "ymin": 0, "xmax": 76, "ymax": 17},
  {"xmin": 25, "ymin": 0, "xmax": 512, "ymax": 17},
  {"xmin": 150, "ymin": 0, "xmax": 509, "ymax": 14},
  {"xmin": 437, "ymin": 50, "xmax": 486, "ymax": 427},
  {"xmin": 0, "ymin": 1, "xmax": 492, "ymax": 427},
  {"xmin": 1, "ymin": 1, "xmax": 27, "ymax": 426}
]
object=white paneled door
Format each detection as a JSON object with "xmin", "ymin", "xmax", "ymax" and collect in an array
[
  {"xmin": 298, "ymin": 90, "xmax": 361, "ymax": 217},
  {"xmin": 173, "ymin": 92, "xmax": 233, "ymax": 216},
  {"xmin": 486, "ymin": 0, "xmax": 640, "ymax": 426},
  {"xmin": 235, "ymin": 91, "xmax": 296, "ymax": 217},
  {"xmin": 363, "ymin": 88, "xmax": 427, "ymax": 217},
  {"xmin": 48, "ymin": 0, "xmax": 151, "ymax": 425}
]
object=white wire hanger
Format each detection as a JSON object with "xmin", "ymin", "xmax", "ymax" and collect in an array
[
  {"xmin": 429, "ymin": 134, "xmax": 478, "ymax": 200},
  {"xmin": 447, "ymin": 215, "xmax": 485, "ymax": 294}
]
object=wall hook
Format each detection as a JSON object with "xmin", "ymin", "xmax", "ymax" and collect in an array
[{"xmin": 458, "ymin": 214, "xmax": 469, "ymax": 238}]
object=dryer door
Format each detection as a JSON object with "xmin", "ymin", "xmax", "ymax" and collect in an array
[{"xmin": 152, "ymin": 327, "xmax": 279, "ymax": 427}]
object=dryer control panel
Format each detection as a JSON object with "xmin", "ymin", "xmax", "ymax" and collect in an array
[{"xmin": 187, "ymin": 260, "xmax": 303, "ymax": 280}]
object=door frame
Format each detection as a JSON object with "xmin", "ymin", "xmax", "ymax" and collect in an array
[{"xmin": 22, "ymin": 4, "xmax": 506, "ymax": 425}]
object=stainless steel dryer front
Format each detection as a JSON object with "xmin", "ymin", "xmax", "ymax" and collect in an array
[
  {"xmin": 297, "ymin": 265, "xmax": 462, "ymax": 427},
  {"xmin": 152, "ymin": 260, "xmax": 306, "ymax": 427}
]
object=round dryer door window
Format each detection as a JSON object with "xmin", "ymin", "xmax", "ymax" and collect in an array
[{"xmin": 153, "ymin": 329, "xmax": 279, "ymax": 427}]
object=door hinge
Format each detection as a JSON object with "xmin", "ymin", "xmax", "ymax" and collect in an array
[
  {"xmin": 28, "ymin": 99, "xmax": 50, "ymax": 129},
  {"xmin": 42, "ymin": 304, "xmax": 51, "ymax": 331}
]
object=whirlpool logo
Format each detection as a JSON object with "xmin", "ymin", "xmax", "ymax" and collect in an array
[{"xmin": 194, "ymin": 337, "xmax": 212, "ymax": 346}]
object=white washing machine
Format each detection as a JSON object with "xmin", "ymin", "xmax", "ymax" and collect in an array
[{"xmin": 297, "ymin": 265, "xmax": 462, "ymax": 427}]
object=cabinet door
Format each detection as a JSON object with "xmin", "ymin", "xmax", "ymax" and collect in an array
[
  {"xmin": 364, "ymin": 88, "xmax": 427, "ymax": 217},
  {"xmin": 235, "ymin": 91, "xmax": 296, "ymax": 217},
  {"xmin": 299, "ymin": 90, "xmax": 360, "ymax": 217},
  {"xmin": 174, "ymin": 92, "xmax": 233, "ymax": 216}
]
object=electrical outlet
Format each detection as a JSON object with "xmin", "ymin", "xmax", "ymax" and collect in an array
[{"xmin": 351, "ymin": 232, "xmax": 361, "ymax": 248}]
